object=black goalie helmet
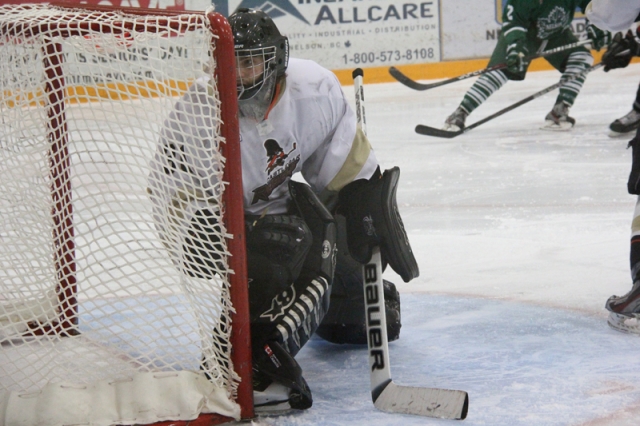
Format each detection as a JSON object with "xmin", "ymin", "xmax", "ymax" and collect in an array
[{"xmin": 229, "ymin": 8, "xmax": 289, "ymax": 101}]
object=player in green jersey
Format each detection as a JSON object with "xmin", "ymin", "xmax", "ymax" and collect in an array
[{"xmin": 444, "ymin": 0, "xmax": 609, "ymax": 131}]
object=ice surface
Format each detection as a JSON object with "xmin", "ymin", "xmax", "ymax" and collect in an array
[
  {"xmin": 5, "ymin": 60, "xmax": 639, "ymax": 426},
  {"xmin": 251, "ymin": 64, "xmax": 640, "ymax": 425}
]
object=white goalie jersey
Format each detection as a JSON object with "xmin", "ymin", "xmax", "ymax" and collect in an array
[
  {"xmin": 148, "ymin": 57, "xmax": 379, "ymax": 254},
  {"xmin": 586, "ymin": 0, "xmax": 640, "ymax": 32}
]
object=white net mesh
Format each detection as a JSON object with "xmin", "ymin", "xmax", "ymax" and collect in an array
[{"xmin": 0, "ymin": 4, "xmax": 243, "ymax": 424}]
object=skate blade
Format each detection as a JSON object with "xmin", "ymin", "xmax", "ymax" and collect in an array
[
  {"xmin": 607, "ymin": 312, "xmax": 640, "ymax": 334},
  {"xmin": 254, "ymin": 382, "xmax": 293, "ymax": 414},
  {"xmin": 255, "ymin": 402, "xmax": 294, "ymax": 415},
  {"xmin": 608, "ymin": 129, "xmax": 635, "ymax": 138},
  {"xmin": 540, "ymin": 121, "xmax": 574, "ymax": 131}
]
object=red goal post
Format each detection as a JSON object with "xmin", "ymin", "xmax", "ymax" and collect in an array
[{"xmin": 0, "ymin": 3, "xmax": 253, "ymax": 425}]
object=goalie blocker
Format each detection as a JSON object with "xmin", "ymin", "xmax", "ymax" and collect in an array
[
  {"xmin": 338, "ymin": 166, "xmax": 419, "ymax": 283},
  {"xmin": 316, "ymin": 166, "xmax": 414, "ymax": 346}
]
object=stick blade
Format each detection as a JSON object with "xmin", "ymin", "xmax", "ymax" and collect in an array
[
  {"xmin": 389, "ymin": 67, "xmax": 433, "ymax": 91},
  {"xmin": 415, "ymin": 124, "xmax": 463, "ymax": 138},
  {"xmin": 374, "ymin": 381, "xmax": 469, "ymax": 420}
]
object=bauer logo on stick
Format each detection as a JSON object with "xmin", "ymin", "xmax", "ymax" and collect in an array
[{"xmin": 364, "ymin": 262, "xmax": 385, "ymax": 372}]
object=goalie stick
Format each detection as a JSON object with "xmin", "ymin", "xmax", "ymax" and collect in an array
[
  {"xmin": 389, "ymin": 39, "xmax": 592, "ymax": 91},
  {"xmin": 352, "ymin": 67, "xmax": 469, "ymax": 420},
  {"xmin": 415, "ymin": 62, "xmax": 604, "ymax": 138}
]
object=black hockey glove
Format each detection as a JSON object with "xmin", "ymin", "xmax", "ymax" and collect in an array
[
  {"xmin": 586, "ymin": 21, "xmax": 611, "ymax": 51},
  {"xmin": 338, "ymin": 167, "xmax": 419, "ymax": 283},
  {"xmin": 245, "ymin": 214, "xmax": 312, "ymax": 298},
  {"xmin": 506, "ymin": 39, "xmax": 529, "ymax": 76},
  {"xmin": 602, "ymin": 31, "xmax": 639, "ymax": 72},
  {"xmin": 628, "ymin": 134, "xmax": 640, "ymax": 195}
]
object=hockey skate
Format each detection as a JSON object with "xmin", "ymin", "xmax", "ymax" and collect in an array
[
  {"xmin": 609, "ymin": 109, "xmax": 640, "ymax": 137},
  {"xmin": 252, "ymin": 340, "xmax": 312, "ymax": 413},
  {"xmin": 605, "ymin": 280, "xmax": 640, "ymax": 334},
  {"xmin": 542, "ymin": 101, "xmax": 575, "ymax": 131},
  {"xmin": 443, "ymin": 107, "xmax": 468, "ymax": 131}
]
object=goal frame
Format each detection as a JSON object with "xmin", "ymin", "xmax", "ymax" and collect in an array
[{"xmin": 0, "ymin": 3, "xmax": 254, "ymax": 423}]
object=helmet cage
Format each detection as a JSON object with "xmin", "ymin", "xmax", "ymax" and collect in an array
[{"xmin": 235, "ymin": 45, "xmax": 277, "ymax": 100}]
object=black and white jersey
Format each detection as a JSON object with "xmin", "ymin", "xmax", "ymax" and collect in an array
[{"xmin": 148, "ymin": 57, "xmax": 378, "ymax": 229}]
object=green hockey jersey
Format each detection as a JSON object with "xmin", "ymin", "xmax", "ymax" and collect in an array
[{"xmin": 502, "ymin": 0, "xmax": 591, "ymax": 44}]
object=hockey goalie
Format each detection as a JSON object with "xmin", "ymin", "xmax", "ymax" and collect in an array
[{"xmin": 147, "ymin": 7, "xmax": 418, "ymax": 412}]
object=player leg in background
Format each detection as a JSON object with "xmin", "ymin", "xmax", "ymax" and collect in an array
[
  {"xmin": 609, "ymin": 82, "xmax": 640, "ymax": 136},
  {"xmin": 606, "ymin": 130, "xmax": 640, "ymax": 333},
  {"xmin": 443, "ymin": 34, "xmax": 534, "ymax": 131},
  {"xmin": 443, "ymin": 70, "xmax": 508, "ymax": 131},
  {"xmin": 542, "ymin": 30, "xmax": 593, "ymax": 131}
]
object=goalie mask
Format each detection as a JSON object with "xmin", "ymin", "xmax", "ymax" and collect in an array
[{"xmin": 229, "ymin": 8, "xmax": 289, "ymax": 120}]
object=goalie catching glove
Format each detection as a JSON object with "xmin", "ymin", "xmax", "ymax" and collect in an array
[{"xmin": 338, "ymin": 167, "xmax": 418, "ymax": 283}]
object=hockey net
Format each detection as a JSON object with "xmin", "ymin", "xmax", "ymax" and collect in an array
[{"xmin": 0, "ymin": 3, "xmax": 252, "ymax": 425}]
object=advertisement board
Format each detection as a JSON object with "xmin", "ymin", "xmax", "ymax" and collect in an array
[
  {"xmin": 0, "ymin": 0, "xmax": 210, "ymax": 10},
  {"xmin": 213, "ymin": 0, "xmax": 441, "ymax": 70},
  {"xmin": 0, "ymin": 0, "xmax": 596, "ymax": 83}
]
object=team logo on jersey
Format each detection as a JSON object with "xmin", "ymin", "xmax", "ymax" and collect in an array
[
  {"xmin": 264, "ymin": 139, "xmax": 297, "ymax": 174},
  {"xmin": 537, "ymin": 6, "xmax": 570, "ymax": 39},
  {"xmin": 252, "ymin": 139, "xmax": 300, "ymax": 204},
  {"xmin": 261, "ymin": 286, "xmax": 296, "ymax": 321}
]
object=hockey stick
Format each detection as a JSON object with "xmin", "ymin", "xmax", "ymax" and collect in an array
[
  {"xmin": 389, "ymin": 39, "xmax": 592, "ymax": 91},
  {"xmin": 415, "ymin": 62, "xmax": 605, "ymax": 138},
  {"xmin": 352, "ymin": 68, "xmax": 469, "ymax": 420}
]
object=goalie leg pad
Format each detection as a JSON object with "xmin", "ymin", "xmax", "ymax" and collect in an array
[
  {"xmin": 249, "ymin": 181, "xmax": 336, "ymax": 356},
  {"xmin": 338, "ymin": 167, "xmax": 419, "ymax": 282},
  {"xmin": 251, "ymin": 274, "xmax": 331, "ymax": 355},
  {"xmin": 248, "ymin": 181, "xmax": 336, "ymax": 407}
]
